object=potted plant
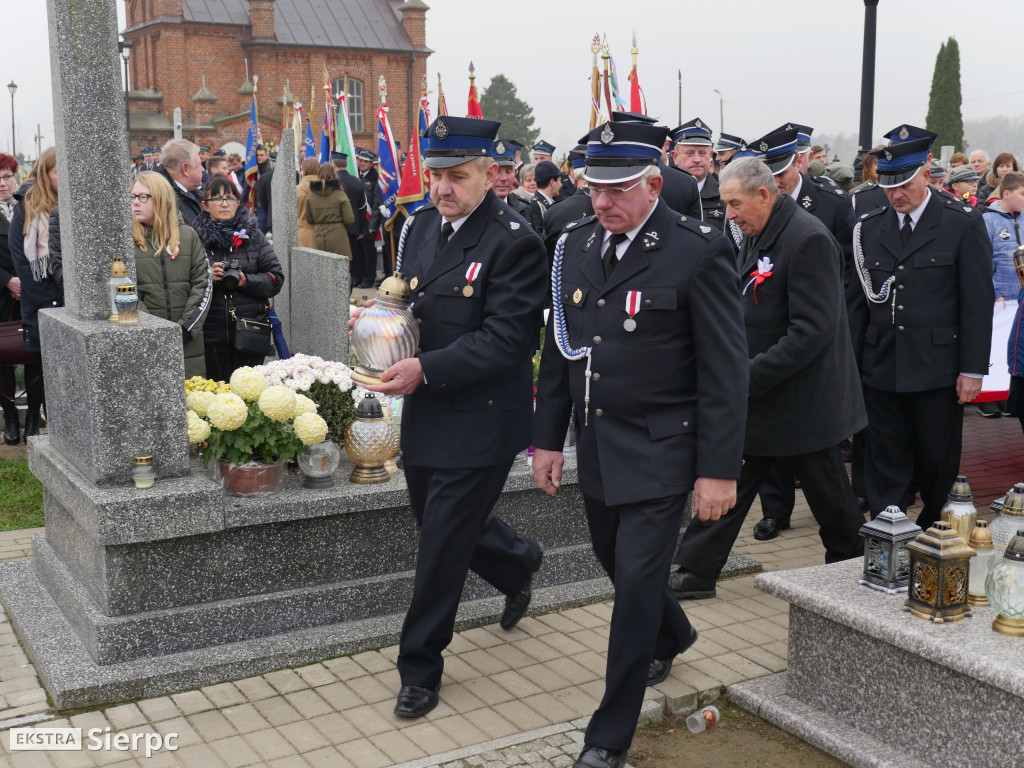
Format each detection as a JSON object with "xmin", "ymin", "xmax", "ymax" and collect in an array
[
  {"xmin": 254, "ymin": 354, "xmax": 362, "ymax": 439},
  {"xmin": 185, "ymin": 367, "xmax": 329, "ymax": 496}
]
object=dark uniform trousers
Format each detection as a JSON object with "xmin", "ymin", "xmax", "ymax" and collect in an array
[
  {"xmin": 398, "ymin": 460, "xmax": 542, "ymax": 689},
  {"xmin": 583, "ymin": 492, "xmax": 694, "ymax": 751},
  {"xmin": 676, "ymin": 448, "xmax": 865, "ymax": 579},
  {"xmin": 862, "ymin": 386, "xmax": 964, "ymax": 529}
]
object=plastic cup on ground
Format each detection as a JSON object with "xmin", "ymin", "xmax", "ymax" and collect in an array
[{"xmin": 685, "ymin": 704, "xmax": 721, "ymax": 733}]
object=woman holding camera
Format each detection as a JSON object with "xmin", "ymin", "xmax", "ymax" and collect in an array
[{"xmin": 192, "ymin": 176, "xmax": 284, "ymax": 382}]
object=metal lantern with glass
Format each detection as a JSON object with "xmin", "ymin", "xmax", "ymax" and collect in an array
[
  {"xmin": 903, "ymin": 521, "xmax": 976, "ymax": 623},
  {"xmin": 968, "ymin": 520, "xmax": 998, "ymax": 607},
  {"xmin": 989, "ymin": 482, "xmax": 1024, "ymax": 552},
  {"xmin": 349, "ymin": 274, "xmax": 420, "ymax": 386},
  {"xmin": 858, "ymin": 505, "xmax": 922, "ymax": 594},
  {"xmin": 297, "ymin": 439, "xmax": 342, "ymax": 489},
  {"xmin": 107, "ymin": 256, "xmax": 132, "ymax": 322}
]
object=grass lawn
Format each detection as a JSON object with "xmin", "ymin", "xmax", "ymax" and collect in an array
[{"xmin": 0, "ymin": 457, "xmax": 44, "ymax": 531}]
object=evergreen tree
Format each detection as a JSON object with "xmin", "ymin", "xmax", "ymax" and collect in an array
[
  {"xmin": 925, "ymin": 37, "xmax": 965, "ymax": 152},
  {"xmin": 479, "ymin": 74, "xmax": 540, "ymax": 149}
]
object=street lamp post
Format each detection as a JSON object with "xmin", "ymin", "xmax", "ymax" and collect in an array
[
  {"xmin": 7, "ymin": 81, "xmax": 16, "ymax": 157},
  {"xmin": 713, "ymin": 89, "xmax": 723, "ymax": 136},
  {"xmin": 119, "ymin": 39, "xmax": 132, "ymax": 146}
]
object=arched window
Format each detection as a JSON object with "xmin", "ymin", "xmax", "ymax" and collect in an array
[{"xmin": 331, "ymin": 77, "xmax": 363, "ymax": 134}]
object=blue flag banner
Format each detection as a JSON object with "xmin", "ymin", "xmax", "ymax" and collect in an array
[
  {"xmin": 243, "ymin": 95, "xmax": 260, "ymax": 204},
  {"xmin": 376, "ymin": 103, "xmax": 402, "ymax": 225},
  {"xmin": 396, "ymin": 94, "xmax": 430, "ymax": 218},
  {"xmin": 304, "ymin": 119, "xmax": 316, "ymax": 159},
  {"xmin": 319, "ymin": 127, "xmax": 330, "ymax": 164}
]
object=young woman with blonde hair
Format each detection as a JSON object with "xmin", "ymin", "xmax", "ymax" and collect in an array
[{"xmin": 130, "ymin": 171, "xmax": 212, "ymax": 377}]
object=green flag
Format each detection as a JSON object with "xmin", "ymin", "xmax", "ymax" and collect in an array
[{"xmin": 335, "ymin": 90, "xmax": 356, "ymax": 160}]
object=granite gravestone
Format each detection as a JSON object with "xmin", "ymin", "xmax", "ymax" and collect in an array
[{"xmin": 269, "ymin": 128, "xmax": 297, "ymax": 349}]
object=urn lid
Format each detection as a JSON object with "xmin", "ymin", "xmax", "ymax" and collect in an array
[
  {"xmin": 968, "ymin": 519, "xmax": 994, "ymax": 551},
  {"xmin": 376, "ymin": 272, "xmax": 412, "ymax": 302},
  {"xmin": 946, "ymin": 474, "xmax": 973, "ymax": 503},
  {"xmin": 109, "ymin": 255, "xmax": 128, "ymax": 277},
  {"xmin": 1002, "ymin": 483, "xmax": 1024, "ymax": 518},
  {"xmin": 859, "ymin": 505, "xmax": 922, "ymax": 542},
  {"xmin": 133, "ymin": 454, "xmax": 154, "ymax": 466},
  {"xmin": 355, "ymin": 393, "xmax": 384, "ymax": 419}
]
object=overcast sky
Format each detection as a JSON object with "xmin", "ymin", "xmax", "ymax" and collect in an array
[{"xmin": 4, "ymin": 0, "xmax": 1023, "ymax": 160}]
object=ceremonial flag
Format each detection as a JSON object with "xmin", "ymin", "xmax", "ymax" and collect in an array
[
  {"xmin": 243, "ymin": 90, "xmax": 260, "ymax": 205},
  {"xmin": 467, "ymin": 66, "xmax": 483, "ymax": 119},
  {"xmin": 304, "ymin": 118, "xmax": 316, "ymax": 159},
  {"xmin": 437, "ymin": 73, "xmax": 449, "ymax": 117},
  {"xmin": 627, "ymin": 32, "xmax": 646, "ymax": 114},
  {"xmin": 292, "ymin": 103, "xmax": 303, "ymax": 167},
  {"xmin": 319, "ymin": 106, "xmax": 331, "ymax": 162},
  {"xmin": 376, "ymin": 99, "xmax": 402, "ymax": 225},
  {"xmin": 396, "ymin": 87, "xmax": 431, "ymax": 218},
  {"xmin": 334, "ymin": 88, "xmax": 356, "ymax": 160}
]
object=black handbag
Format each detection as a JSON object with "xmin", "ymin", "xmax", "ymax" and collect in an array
[{"xmin": 229, "ymin": 296, "xmax": 273, "ymax": 356}]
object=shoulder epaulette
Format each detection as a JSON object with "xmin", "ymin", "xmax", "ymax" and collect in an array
[
  {"xmin": 809, "ymin": 175, "xmax": 847, "ymax": 197},
  {"xmin": 495, "ymin": 204, "xmax": 533, "ymax": 234},
  {"xmin": 943, "ymin": 197, "xmax": 976, "ymax": 216},
  {"xmin": 564, "ymin": 214, "xmax": 597, "ymax": 232},
  {"xmin": 676, "ymin": 213, "xmax": 717, "ymax": 240},
  {"xmin": 408, "ymin": 203, "xmax": 435, "ymax": 217},
  {"xmin": 856, "ymin": 205, "xmax": 889, "ymax": 221}
]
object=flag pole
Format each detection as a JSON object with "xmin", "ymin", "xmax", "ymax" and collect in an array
[
  {"xmin": 601, "ymin": 35, "xmax": 613, "ymax": 119},
  {"xmin": 590, "ymin": 34, "xmax": 602, "ymax": 130}
]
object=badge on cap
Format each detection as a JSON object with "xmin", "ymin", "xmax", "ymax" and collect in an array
[
  {"xmin": 899, "ymin": 126, "xmax": 909, "ymax": 140},
  {"xmin": 885, "ymin": 150, "xmax": 893, "ymax": 161},
  {"xmin": 573, "ymin": 288, "xmax": 583, "ymax": 304},
  {"xmin": 410, "ymin": 277, "xmax": 419, "ymax": 290},
  {"xmin": 495, "ymin": 141, "xmax": 505, "ymax": 155},
  {"xmin": 759, "ymin": 141, "xmax": 768, "ymax": 152},
  {"xmin": 601, "ymin": 123, "xmax": 614, "ymax": 145},
  {"xmin": 695, "ymin": 119, "xmax": 703, "ymax": 129},
  {"xmin": 435, "ymin": 117, "xmax": 449, "ymax": 140}
]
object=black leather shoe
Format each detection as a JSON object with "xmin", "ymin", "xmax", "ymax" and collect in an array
[
  {"xmin": 393, "ymin": 685, "xmax": 439, "ymax": 718},
  {"xmin": 501, "ymin": 545, "xmax": 544, "ymax": 631},
  {"xmin": 573, "ymin": 746, "xmax": 627, "ymax": 768},
  {"xmin": 668, "ymin": 569, "xmax": 717, "ymax": 599},
  {"xmin": 22, "ymin": 413, "xmax": 39, "ymax": 443},
  {"xmin": 3, "ymin": 416, "xmax": 19, "ymax": 446},
  {"xmin": 648, "ymin": 626, "xmax": 698, "ymax": 686},
  {"xmin": 753, "ymin": 517, "xmax": 790, "ymax": 540}
]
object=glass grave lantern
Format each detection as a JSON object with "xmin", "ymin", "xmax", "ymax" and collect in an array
[
  {"xmin": 858, "ymin": 505, "xmax": 922, "ymax": 594},
  {"xmin": 107, "ymin": 255, "xmax": 132, "ymax": 322},
  {"xmin": 968, "ymin": 520, "xmax": 998, "ymax": 607},
  {"xmin": 903, "ymin": 520, "xmax": 976, "ymax": 623},
  {"xmin": 989, "ymin": 482, "xmax": 1024, "ymax": 552},
  {"xmin": 349, "ymin": 274, "xmax": 419, "ymax": 386},
  {"xmin": 985, "ymin": 529, "xmax": 1024, "ymax": 636},
  {"xmin": 940, "ymin": 474, "xmax": 977, "ymax": 543},
  {"xmin": 343, "ymin": 394, "xmax": 397, "ymax": 484}
]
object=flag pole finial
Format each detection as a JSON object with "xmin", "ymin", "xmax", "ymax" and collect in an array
[
  {"xmin": 379, "ymin": 75, "xmax": 388, "ymax": 104},
  {"xmin": 468, "ymin": 61, "xmax": 475, "ymax": 82},
  {"xmin": 591, "ymin": 34, "xmax": 602, "ymax": 56},
  {"xmin": 421, "ymin": 74, "xmax": 428, "ymax": 98},
  {"xmin": 631, "ymin": 30, "xmax": 638, "ymax": 69}
]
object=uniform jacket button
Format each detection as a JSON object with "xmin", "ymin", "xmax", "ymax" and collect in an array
[
  {"xmin": 418, "ymin": 292, "xmax": 425, "ymax": 298},
  {"xmin": 416, "ymin": 318, "xmax": 422, "ymax": 326},
  {"xmin": 898, "ymin": 285, "xmax": 904, "ymax": 290},
  {"xmin": 594, "ymin": 409, "xmax": 604, "ymax": 417},
  {"xmin": 897, "ymin": 265, "xmax": 904, "ymax": 271},
  {"xmin": 593, "ymin": 335, "xmax": 602, "ymax": 344},
  {"xmin": 596, "ymin": 299, "xmax": 605, "ymax": 308},
  {"xmin": 453, "ymin": 286, "xmax": 459, "ymax": 292},
  {"xmin": 488, "ymin": 400, "xmax": 493, "ymax": 406},
  {"xmin": 591, "ymin": 373, "xmax": 600, "ymax": 382},
  {"xmin": 898, "ymin": 325, "xmax": 905, "ymax": 331},
  {"xmin": 683, "ymin": 421, "xmax": 689, "ymax": 427},
  {"xmin": 644, "ymin": 299, "xmax": 651, "ymax": 306}
]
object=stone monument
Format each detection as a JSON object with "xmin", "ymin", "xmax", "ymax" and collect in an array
[{"xmin": 268, "ymin": 128, "xmax": 297, "ymax": 349}]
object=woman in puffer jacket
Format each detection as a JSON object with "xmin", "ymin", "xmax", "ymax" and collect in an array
[
  {"xmin": 130, "ymin": 171, "xmax": 212, "ymax": 377},
  {"xmin": 192, "ymin": 175, "xmax": 284, "ymax": 382}
]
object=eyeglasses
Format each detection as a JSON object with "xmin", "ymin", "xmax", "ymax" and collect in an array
[
  {"xmin": 129, "ymin": 193, "xmax": 151, "ymax": 203},
  {"xmin": 589, "ymin": 179, "xmax": 646, "ymax": 200},
  {"xmin": 206, "ymin": 196, "xmax": 239, "ymax": 205},
  {"xmin": 0, "ymin": 174, "xmax": 15, "ymax": 184}
]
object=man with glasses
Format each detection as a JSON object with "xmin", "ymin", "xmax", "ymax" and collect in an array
[
  {"xmin": 157, "ymin": 139, "xmax": 204, "ymax": 226},
  {"xmin": 532, "ymin": 119, "xmax": 747, "ymax": 768}
]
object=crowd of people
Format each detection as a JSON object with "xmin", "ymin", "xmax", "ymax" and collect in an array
[{"xmin": 0, "ymin": 113, "xmax": 1018, "ymax": 767}]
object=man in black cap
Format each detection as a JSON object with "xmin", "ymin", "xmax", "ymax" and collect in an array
[
  {"xmin": 527, "ymin": 160, "xmax": 563, "ymax": 233},
  {"xmin": 851, "ymin": 124, "xmax": 939, "ymax": 215},
  {"xmin": 355, "ymin": 148, "xmax": 385, "ymax": 285},
  {"xmin": 532, "ymin": 139, "xmax": 555, "ymax": 165},
  {"xmin": 532, "ymin": 118, "xmax": 747, "ymax": 768},
  {"xmin": 198, "ymin": 145, "xmax": 213, "ymax": 188},
  {"xmin": 713, "ymin": 133, "xmax": 746, "ymax": 172},
  {"xmin": 669, "ymin": 156, "xmax": 866, "ymax": 602},
  {"xmin": 362, "ymin": 115, "xmax": 546, "ymax": 720},
  {"xmin": 671, "ymin": 118, "xmax": 726, "ymax": 230},
  {"xmin": 848, "ymin": 134, "xmax": 993, "ymax": 529},
  {"xmin": 331, "ymin": 151, "xmax": 371, "ymax": 286},
  {"xmin": 739, "ymin": 124, "xmax": 858, "ymax": 544},
  {"xmin": 543, "ymin": 145, "xmax": 592, "ymax": 261},
  {"xmin": 253, "ymin": 144, "xmax": 274, "ymax": 233},
  {"xmin": 492, "ymin": 140, "xmax": 533, "ymax": 222}
]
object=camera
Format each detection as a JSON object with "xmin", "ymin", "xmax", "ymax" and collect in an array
[{"xmin": 222, "ymin": 260, "xmax": 243, "ymax": 292}]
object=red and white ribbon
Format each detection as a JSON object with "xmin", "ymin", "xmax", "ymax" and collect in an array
[
  {"xmin": 625, "ymin": 290, "xmax": 642, "ymax": 317},
  {"xmin": 465, "ymin": 262, "xmax": 482, "ymax": 284}
]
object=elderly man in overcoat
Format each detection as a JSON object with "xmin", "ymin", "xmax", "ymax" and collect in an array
[{"xmin": 669, "ymin": 157, "xmax": 866, "ymax": 599}]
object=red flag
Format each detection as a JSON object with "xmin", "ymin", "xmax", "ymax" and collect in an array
[
  {"xmin": 467, "ymin": 82, "xmax": 483, "ymax": 119},
  {"xmin": 628, "ymin": 66, "xmax": 645, "ymax": 115}
]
